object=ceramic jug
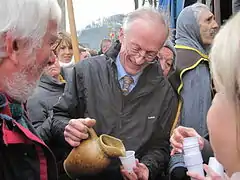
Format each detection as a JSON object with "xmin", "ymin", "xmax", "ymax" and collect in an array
[{"xmin": 63, "ymin": 128, "xmax": 126, "ymax": 178}]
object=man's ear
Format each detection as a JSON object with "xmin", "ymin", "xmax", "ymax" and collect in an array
[
  {"xmin": 118, "ymin": 28, "xmax": 124, "ymax": 43},
  {"xmin": 5, "ymin": 32, "xmax": 19, "ymax": 65}
]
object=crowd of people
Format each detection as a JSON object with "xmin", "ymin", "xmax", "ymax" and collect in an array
[{"xmin": 0, "ymin": 0, "xmax": 240, "ymax": 180}]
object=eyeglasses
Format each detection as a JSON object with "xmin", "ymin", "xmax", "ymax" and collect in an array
[
  {"xmin": 131, "ymin": 49, "xmax": 158, "ymax": 61},
  {"xmin": 124, "ymin": 39, "xmax": 159, "ymax": 62}
]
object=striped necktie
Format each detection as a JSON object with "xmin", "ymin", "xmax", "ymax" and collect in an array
[{"xmin": 122, "ymin": 75, "xmax": 134, "ymax": 95}]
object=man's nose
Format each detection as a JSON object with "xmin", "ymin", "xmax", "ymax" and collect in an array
[
  {"xmin": 212, "ymin": 19, "xmax": 219, "ymax": 29},
  {"xmin": 135, "ymin": 56, "xmax": 145, "ymax": 65},
  {"xmin": 65, "ymin": 47, "xmax": 71, "ymax": 54},
  {"xmin": 135, "ymin": 50, "xmax": 146, "ymax": 65}
]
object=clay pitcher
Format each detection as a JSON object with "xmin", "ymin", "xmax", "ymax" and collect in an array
[{"xmin": 63, "ymin": 128, "xmax": 126, "ymax": 178}]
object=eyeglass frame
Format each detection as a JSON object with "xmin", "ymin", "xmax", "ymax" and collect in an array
[{"xmin": 122, "ymin": 36, "xmax": 160, "ymax": 63}]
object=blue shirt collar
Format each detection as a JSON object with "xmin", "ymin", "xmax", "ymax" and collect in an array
[{"xmin": 115, "ymin": 54, "xmax": 142, "ymax": 84}]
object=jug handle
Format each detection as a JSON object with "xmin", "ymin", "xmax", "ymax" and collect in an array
[{"xmin": 87, "ymin": 127, "xmax": 98, "ymax": 140}]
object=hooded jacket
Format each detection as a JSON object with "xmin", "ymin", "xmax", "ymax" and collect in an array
[
  {"xmin": 168, "ymin": 3, "xmax": 214, "ymax": 179},
  {"xmin": 27, "ymin": 74, "xmax": 65, "ymax": 128},
  {"xmin": 27, "ymin": 70, "xmax": 73, "ymax": 179},
  {"xmin": 171, "ymin": 2, "xmax": 213, "ymax": 137}
]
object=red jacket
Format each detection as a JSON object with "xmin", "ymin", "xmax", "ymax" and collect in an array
[{"xmin": 0, "ymin": 93, "xmax": 58, "ymax": 180}]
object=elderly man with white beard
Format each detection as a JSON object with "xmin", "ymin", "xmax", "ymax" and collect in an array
[{"xmin": 0, "ymin": 0, "xmax": 61, "ymax": 179}]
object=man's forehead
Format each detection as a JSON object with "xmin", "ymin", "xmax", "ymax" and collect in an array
[
  {"xmin": 126, "ymin": 28, "xmax": 166, "ymax": 51},
  {"xmin": 199, "ymin": 9, "xmax": 214, "ymax": 20},
  {"xmin": 128, "ymin": 18, "xmax": 163, "ymax": 30}
]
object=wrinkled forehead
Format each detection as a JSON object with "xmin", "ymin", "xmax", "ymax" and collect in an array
[
  {"xmin": 125, "ymin": 19, "xmax": 168, "ymax": 51},
  {"xmin": 198, "ymin": 8, "xmax": 214, "ymax": 23}
]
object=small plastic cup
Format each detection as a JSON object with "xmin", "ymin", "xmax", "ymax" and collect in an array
[
  {"xmin": 208, "ymin": 157, "xmax": 224, "ymax": 177},
  {"xmin": 119, "ymin": 151, "xmax": 136, "ymax": 172},
  {"xmin": 187, "ymin": 164, "xmax": 205, "ymax": 178}
]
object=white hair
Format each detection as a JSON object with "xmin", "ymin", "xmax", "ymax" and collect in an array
[
  {"xmin": 0, "ymin": 0, "xmax": 61, "ymax": 63},
  {"xmin": 191, "ymin": 2, "xmax": 210, "ymax": 23},
  {"xmin": 123, "ymin": 7, "xmax": 168, "ymax": 34}
]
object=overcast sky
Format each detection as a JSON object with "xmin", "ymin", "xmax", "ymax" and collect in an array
[{"xmin": 66, "ymin": 0, "xmax": 135, "ymax": 31}]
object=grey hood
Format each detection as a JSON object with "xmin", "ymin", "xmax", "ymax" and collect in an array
[{"xmin": 175, "ymin": 3, "xmax": 209, "ymax": 54}]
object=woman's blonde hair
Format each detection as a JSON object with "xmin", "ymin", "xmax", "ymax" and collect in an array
[
  {"xmin": 210, "ymin": 12, "xmax": 240, "ymax": 151},
  {"xmin": 52, "ymin": 31, "xmax": 72, "ymax": 55}
]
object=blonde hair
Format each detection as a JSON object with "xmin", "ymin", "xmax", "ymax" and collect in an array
[
  {"xmin": 210, "ymin": 12, "xmax": 240, "ymax": 151},
  {"xmin": 52, "ymin": 32, "xmax": 72, "ymax": 55}
]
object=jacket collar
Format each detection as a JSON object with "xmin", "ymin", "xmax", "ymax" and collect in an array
[
  {"xmin": 105, "ymin": 40, "xmax": 165, "ymax": 88},
  {"xmin": 105, "ymin": 40, "xmax": 121, "ymax": 64},
  {"xmin": 38, "ymin": 74, "xmax": 65, "ymax": 92}
]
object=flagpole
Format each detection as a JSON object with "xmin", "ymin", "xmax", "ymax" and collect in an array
[
  {"xmin": 214, "ymin": 0, "xmax": 221, "ymax": 26},
  {"xmin": 66, "ymin": 0, "xmax": 80, "ymax": 62}
]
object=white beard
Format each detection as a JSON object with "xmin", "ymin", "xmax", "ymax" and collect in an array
[
  {"xmin": 3, "ymin": 59, "xmax": 45, "ymax": 102},
  {"xmin": 4, "ymin": 72, "xmax": 37, "ymax": 102}
]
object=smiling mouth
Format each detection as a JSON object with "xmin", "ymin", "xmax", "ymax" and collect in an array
[
  {"xmin": 64, "ymin": 56, "xmax": 72, "ymax": 59},
  {"xmin": 129, "ymin": 59, "xmax": 141, "ymax": 67},
  {"xmin": 129, "ymin": 62, "xmax": 143, "ymax": 72}
]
